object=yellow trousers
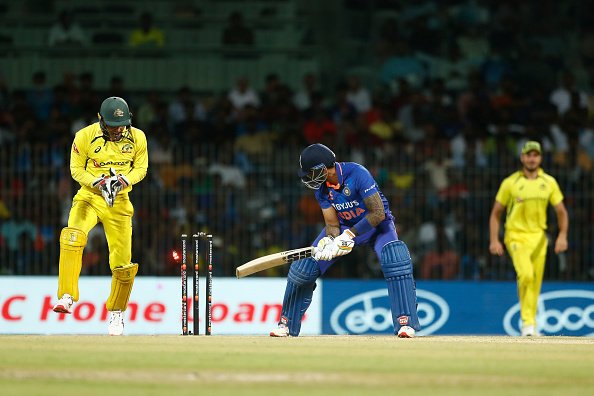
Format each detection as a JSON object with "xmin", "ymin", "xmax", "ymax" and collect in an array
[
  {"xmin": 68, "ymin": 190, "xmax": 134, "ymax": 272},
  {"xmin": 504, "ymin": 231, "xmax": 547, "ymax": 327}
]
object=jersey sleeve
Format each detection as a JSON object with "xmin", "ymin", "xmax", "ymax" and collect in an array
[
  {"xmin": 355, "ymin": 167, "xmax": 379, "ymax": 199},
  {"xmin": 494, "ymin": 178, "xmax": 511, "ymax": 206},
  {"xmin": 126, "ymin": 129, "xmax": 149, "ymax": 185},
  {"xmin": 548, "ymin": 176, "xmax": 564, "ymax": 206},
  {"xmin": 70, "ymin": 128, "xmax": 97, "ymax": 188}
]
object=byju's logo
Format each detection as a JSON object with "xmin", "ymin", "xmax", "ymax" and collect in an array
[
  {"xmin": 329, "ymin": 289, "xmax": 449, "ymax": 335},
  {"xmin": 503, "ymin": 290, "xmax": 594, "ymax": 336}
]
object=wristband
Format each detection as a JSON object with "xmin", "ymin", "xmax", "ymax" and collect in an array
[{"xmin": 353, "ymin": 217, "xmax": 373, "ymax": 235}]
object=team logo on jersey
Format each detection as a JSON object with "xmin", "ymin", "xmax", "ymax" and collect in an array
[
  {"xmin": 540, "ymin": 184, "xmax": 546, "ymax": 190},
  {"xmin": 114, "ymin": 109, "xmax": 124, "ymax": 117},
  {"xmin": 121, "ymin": 144, "xmax": 133, "ymax": 153},
  {"xmin": 72, "ymin": 142, "xmax": 79, "ymax": 154},
  {"xmin": 343, "ymin": 186, "xmax": 351, "ymax": 196}
]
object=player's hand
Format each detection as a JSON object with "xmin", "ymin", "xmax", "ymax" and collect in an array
[
  {"xmin": 92, "ymin": 174, "xmax": 114, "ymax": 207},
  {"xmin": 108, "ymin": 167, "xmax": 130, "ymax": 197},
  {"xmin": 554, "ymin": 236, "xmax": 568, "ymax": 254},
  {"xmin": 489, "ymin": 240, "xmax": 504, "ymax": 256},
  {"xmin": 330, "ymin": 229, "xmax": 355, "ymax": 258},
  {"xmin": 314, "ymin": 236, "xmax": 334, "ymax": 261}
]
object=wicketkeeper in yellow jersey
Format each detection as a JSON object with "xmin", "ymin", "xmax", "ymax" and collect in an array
[
  {"xmin": 52, "ymin": 97, "xmax": 148, "ymax": 335},
  {"xmin": 489, "ymin": 141, "xmax": 568, "ymax": 337}
]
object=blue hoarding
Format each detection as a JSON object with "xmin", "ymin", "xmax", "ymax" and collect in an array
[{"xmin": 322, "ymin": 281, "xmax": 594, "ymax": 336}]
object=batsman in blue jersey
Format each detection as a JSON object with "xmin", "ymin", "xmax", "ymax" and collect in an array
[{"xmin": 270, "ymin": 143, "xmax": 421, "ymax": 337}]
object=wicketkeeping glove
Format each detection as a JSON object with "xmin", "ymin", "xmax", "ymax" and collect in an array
[
  {"xmin": 330, "ymin": 229, "xmax": 355, "ymax": 258},
  {"xmin": 92, "ymin": 174, "xmax": 115, "ymax": 207},
  {"xmin": 108, "ymin": 167, "xmax": 130, "ymax": 197},
  {"xmin": 314, "ymin": 236, "xmax": 334, "ymax": 261}
]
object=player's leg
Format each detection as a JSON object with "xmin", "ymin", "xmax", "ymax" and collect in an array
[
  {"xmin": 378, "ymin": 238, "xmax": 421, "ymax": 337},
  {"xmin": 528, "ymin": 234, "xmax": 548, "ymax": 335},
  {"xmin": 54, "ymin": 195, "xmax": 98, "ymax": 313},
  {"xmin": 271, "ymin": 257, "xmax": 321, "ymax": 337},
  {"xmin": 103, "ymin": 197, "xmax": 135, "ymax": 310},
  {"xmin": 505, "ymin": 237, "xmax": 536, "ymax": 333}
]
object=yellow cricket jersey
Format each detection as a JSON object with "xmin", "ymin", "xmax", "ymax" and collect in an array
[
  {"xmin": 70, "ymin": 123, "xmax": 148, "ymax": 196},
  {"xmin": 495, "ymin": 168, "xmax": 564, "ymax": 233}
]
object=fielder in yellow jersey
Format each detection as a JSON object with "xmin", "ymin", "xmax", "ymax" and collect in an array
[
  {"xmin": 53, "ymin": 97, "xmax": 148, "ymax": 335},
  {"xmin": 489, "ymin": 141, "xmax": 568, "ymax": 337}
]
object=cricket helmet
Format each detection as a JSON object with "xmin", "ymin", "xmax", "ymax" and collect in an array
[
  {"xmin": 298, "ymin": 143, "xmax": 336, "ymax": 189},
  {"xmin": 98, "ymin": 96, "xmax": 132, "ymax": 141}
]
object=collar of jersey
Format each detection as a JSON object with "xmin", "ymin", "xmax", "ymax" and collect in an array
[
  {"xmin": 522, "ymin": 167, "xmax": 544, "ymax": 179},
  {"xmin": 325, "ymin": 162, "xmax": 344, "ymax": 190}
]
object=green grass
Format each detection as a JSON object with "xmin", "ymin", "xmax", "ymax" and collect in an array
[{"xmin": 1, "ymin": 335, "xmax": 593, "ymax": 396}]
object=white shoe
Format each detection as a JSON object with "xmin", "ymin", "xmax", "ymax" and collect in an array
[
  {"xmin": 398, "ymin": 326, "xmax": 415, "ymax": 338},
  {"xmin": 53, "ymin": 294, "xmax": 74, "ymax": 314},
  {"xmin": 521, "ymin": 324, "xmax": 542, "ymax": 337},
  {"xmin": 108, "ymin": 310, "xmax": 124, "ymax": 336},
  {"xmin": 270, "ymin": 323, "xmax": 290, "ymax": 337}
]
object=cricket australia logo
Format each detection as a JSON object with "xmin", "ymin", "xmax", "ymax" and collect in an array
[
  {"xmin": 114, "ymin": 108, "xmax": 124, "ymax": 117},
  {"xmin": 121, "ymin": 144, "xmax": 133, "ymax": 153}
]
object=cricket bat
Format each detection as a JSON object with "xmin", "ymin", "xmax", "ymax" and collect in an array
[{"xmin": 236, "ymin": 247, "xmax": 317, "ymax": 278}]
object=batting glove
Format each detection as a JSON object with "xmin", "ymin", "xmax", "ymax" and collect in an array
[
  {"xmin": 330, "ymin": 229, "xmax": 355, "ymax": 258},
  {"xmin": 314, "ymin": 236, "xmax": 334, "ymax": 261},
  {"xmin": 92, "ymin": 174, "xmax": 114, "ymax": 207}
]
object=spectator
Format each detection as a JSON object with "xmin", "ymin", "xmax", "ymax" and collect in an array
[
  {"xmin": 48, "ymin": 10, "xmax": 87, "ymax": 47},
  {"xmin": 346, "ymin": 74, "xmax": 372, "ymax": 113},
  {"xmin": 207, "ymin": 145, "xmax": 247, "ymax": 189},
  {"xmin": 293, "ymin": 73, "xmax": 318, "ymax": 111},
  {"xmin": 302, "ymin": 108, "xmax": 337, "ymax": 145},
  {"xmin": 222, "ymin": 11, "xmax": 254, "ymax": 45},
  {"xmin": 26, "ymin": 71, "xmax": 53, "ymax": 122},
  {"xmin": 421, "ymin": 225, "xmax": 460, "ymax": 279},
  {"xmin": 129, "ymin": 12, "xmax": 165, "ymax": 48},
  {"xmin": 549, "ymin": 71, "xmax": 589, "ymax": 116},
  {"xmin": 227, "ymin": 76, "xmax": 260, "ymax": 111}
]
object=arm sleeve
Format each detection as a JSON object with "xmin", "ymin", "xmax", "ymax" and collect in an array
[
  {"xmin": 549, "ymin": 177, "xmax": 564, "ymax": 206},
  {"xmin": 494, "ymin": 179, "xmax": 510, "ymax": 206},
  {"xmin": 126, "ymin": 130, "xmax": 149, "ymax": 185},
  {"xmin": 355, "ymin": 168, "xmax": 379, "ymax": 199},
  {"xmin": 70, "ymin": 130, "xmax": 97, "ymax": 188}
]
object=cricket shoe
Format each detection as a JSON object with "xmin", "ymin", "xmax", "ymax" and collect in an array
[
  {"xmin": 270, "ymin": 323, "xmax": 290, "ymax": 337},
  {"xmin": 397, "ymin": 326, "xmax": 415, "ymax": 338},
  {"xmin": 108, "ymin": 310, "xmax": 124, "ymax": 336},
  {"xmin": 53, "ymin": 294, "xmax": 74, "ymax": 314},
  {"xmin": 521, "ymin": 324, "xmax": 542, "ymax": 337}
]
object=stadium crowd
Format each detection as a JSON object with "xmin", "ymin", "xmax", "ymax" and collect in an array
[{"xmin": 0, "ymin": 0, "xmax": 593, "ymax": 281}]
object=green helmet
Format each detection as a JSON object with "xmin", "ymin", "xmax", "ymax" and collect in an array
[{"xmin": 98, "ymin": 97, "xmax": 132, "ymax": 141}]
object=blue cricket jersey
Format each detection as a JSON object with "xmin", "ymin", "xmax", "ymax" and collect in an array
[{"xmin": 314, "ymin": 162, "xmax": 393, "ymax": 227}]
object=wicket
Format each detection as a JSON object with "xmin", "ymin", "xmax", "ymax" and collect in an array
[{"xmin": 180, "ymin": 233, "xmax": 213, "ymax": 335}]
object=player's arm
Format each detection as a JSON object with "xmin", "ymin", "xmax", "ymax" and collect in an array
[
  {"xmin": 70, "ymin": 131, "xmax": 97, "ymax": 187},
  {"xmin": 321, "ymin": 207, "xmax": 341, "ymax": 238},
  {"xmin": 553, "ymin": 201, "xmax": 568, "ymax": 254},
  {"xmin": 489, "ymin": 200, "xmax": 506, "ymax": 255},
  {"xmin": 125, "ymin": 130, "xmax": 149, "ymax": 185},
  {"xmin": 350, "ymin": 192, "xmax": 385, "ymax": 237},
  {"xmin": 314, "ymin": 206, "xmax": 341, "ymax": 261}
]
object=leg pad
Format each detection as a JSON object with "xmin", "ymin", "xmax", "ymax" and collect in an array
[
  {"xmin": 381, "ymin": 241, "xmax": 421, "ymax": 332},
  {"xmin": 58, "ymin": 227, "xmax": 87, "ymax": 302},
  {"xmin": 280, "ymin": 257, "xmax": 320, "ymax": 336},
  {"xmin": 106, "ymin": 263, "xmax": 138, "ymax": 311}
]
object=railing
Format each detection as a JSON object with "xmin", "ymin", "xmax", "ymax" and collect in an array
[{"xmin": 1, "ymin": 162, "xmax": 592, "ymax": 281}]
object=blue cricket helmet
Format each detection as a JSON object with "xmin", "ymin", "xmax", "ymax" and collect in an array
[{"xmin": 298, "ymin": 143, "xmax": 336, "ymax": 189}]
